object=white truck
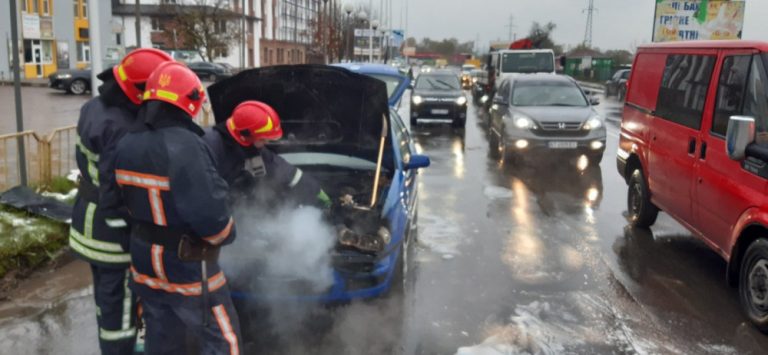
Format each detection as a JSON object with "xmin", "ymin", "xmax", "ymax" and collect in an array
[{"xmin": 490, "ymin": 49, "xmax": 556, "ymax": 89}]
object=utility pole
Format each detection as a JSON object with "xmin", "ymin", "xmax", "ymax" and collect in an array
[
  {"xmin": 241, "ymin": 0, "xmax": 246, "ymax": 69},
  {"xmin": 583, "ymin": 0, "xmax": 596, "ymax": 48},
  {"xmin": 90, "ymin": 0, "xmax": 103, "ymax": 97},
  {"xmin": 135, "ymin": 0, "xmax": 141, "ymax": 47},
  {"xmin": 506, "ymin": 15, "xmax": 515, "ymax": 42},
  {"xmin": 8, "ymin": 0, "xmax": 27, "ymax": 186}
]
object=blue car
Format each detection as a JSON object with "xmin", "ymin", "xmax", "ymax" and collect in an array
[
  {"xmin": 333, "ymin": 63, "xmax": 411, "ymax": 108},
  {"xmin": 207, "ymin": 65, "xmax": 429, "ymax": 304}
]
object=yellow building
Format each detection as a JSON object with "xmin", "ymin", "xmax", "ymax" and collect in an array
[
  {"xmin": 20, "ymin": 0, "xmax": 57, "ymax": 78},
  {"xmin": 73, "ymin": 0, "xmax": 90, "ymax": 70}
]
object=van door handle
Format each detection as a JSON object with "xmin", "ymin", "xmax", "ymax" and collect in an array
[
  {"xmin": 700, "ymin": 141, "xmax": 707, "ymax": 160},
  {"xmin": 688, "ymin": 138, "xmax": 696, "ymax": 155}
]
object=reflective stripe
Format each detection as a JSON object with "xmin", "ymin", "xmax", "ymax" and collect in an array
[
  {"xmin": 87, "ymin": 161, "xmax": 100, "ymax": 186},
  {"xmin": 84, "ymin": 202, "xmax": 97, "ymax": 239},
  {"xmin": 288, "ymin": 169, "xmax": 303, "ymax": 188},
  {"xmin": 115, "ymin": 170, "xmax": 170, "ymax": 190},
  {"xmin": 99, "ymin": 327, "xmax": 136, "ymax": 341},
  {"xmin": 151, "ymin": 244, "xmax": 167, "ymax": 281},
  {"xmin": 117, "ymin": 65, "xmax": 128, "ymax": 81},
  {"xmin": 317, "ymin": 190, "xmax": 331, "ymax": 208},
  {"xmin": 105, "ymin": 218, "xmax": 128, "ymax": 228},
  {"xmin": 156, "ymin": 90, "xmax": 179, "ymax": 102},
  {"xmin": 253, "ymin": 116, "xmax": 274, "ymax": 134},
  {"xmin": 148, "ymin": 189, "xmax": 167, "ymax": 226},
  {"xmin": 131, "ymin": 267, "xmax": 227, "ymax": 296},
  {"xmin": 203, "ymin": 217, "xmax": 234, "ymax": 245},
  {"xmin": 75, "ymin": 135, "xmax": 100, "ymax": 162},
  {"xmin": 213, "ymin": 305, "xmax": 240, "ymax": 355},
  {"xmin": 122, "ymin": 269, "xmax": 132, "ymax": 331},
  {"xmin": 69, "ymin": 227, "xmax": 125, "ymax": 253},
  {"xmin": 69, "ymin": 236, "xmax": 131, "ymax": 263}
]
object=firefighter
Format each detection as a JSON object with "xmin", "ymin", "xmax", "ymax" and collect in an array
[
  {"xmin": 202, "ymin": 100, "xmax": 331, "ymax": 209},
  {"xmin": 103, "ymin": 62, "xmax": 241, "ymax": 354},
  {"xmin": 69, "ymin": 48, "xmax": 173, "ymax": 355}
]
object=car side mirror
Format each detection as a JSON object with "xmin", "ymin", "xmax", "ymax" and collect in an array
[
  {"xmin": 589, "ymin": 96, "xmax": 600, "ymax": 106},
  {"xmin": 405, "ymin": 154, "xmax": 430, "ymax": 170},
  {"xmin": 726, "ymin": 115, "xmax": 756, "ymax": 161}
]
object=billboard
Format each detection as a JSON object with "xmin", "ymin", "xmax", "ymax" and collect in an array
[{"xmin": 653, "ymin": 0, "xmax": 745, "ymax": 42}]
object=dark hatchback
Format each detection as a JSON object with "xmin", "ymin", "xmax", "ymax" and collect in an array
[
  {"xmin": 186, "ymin": 61, "xmax": 232, "ymax": 82},
  {"xmin": 410, "ymin": 70, "xmax": 467, "ymax": 127},
  {"xmin": 488, "ymin": 74, "xmax": 606, "ymax": 163},
  {"xmin": 48, "ymin": 68, "xmax": 91, "ymax": 95}
]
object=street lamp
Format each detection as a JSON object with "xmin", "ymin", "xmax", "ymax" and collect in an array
[
  {"xmin": 370, "ymin": 19, "xmax": 379, "ymax": 63},
  {"xmin": 343, "ymin": 4, "xmax": 354, "ymax": 61}
]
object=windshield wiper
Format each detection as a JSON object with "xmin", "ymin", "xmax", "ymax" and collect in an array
[
  {"xmin": 548, "ymin": 103, "xmax": 584, "ymax": 107},
  {"xmin": 434, "ymin": 80, "xmax": 458, "ymax": 90}
]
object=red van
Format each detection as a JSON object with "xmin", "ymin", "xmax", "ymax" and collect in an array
[{"xmin": 617, "ymin": 40, "xmax": 768, "ymax": 332}]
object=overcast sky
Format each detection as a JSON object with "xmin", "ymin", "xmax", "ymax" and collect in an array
[{"xmin": 378, "ymin": 0, "xmax": 768, "ymax": 52}]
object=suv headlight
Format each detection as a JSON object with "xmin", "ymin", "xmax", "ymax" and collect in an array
[
  {"xmin": 513, "ymin": 115, "xmax": 534, "ymax": 129},
  {"xmin": 455, "ymin": 96, "xmax": 467, "ymax": 105},
  {"xmin": 583, "ymin": 116, "xmax": 603, "ymax": 130},
  {"xmin": 412, "ymin": 95, "xmax": 423, "ymax": 105}
]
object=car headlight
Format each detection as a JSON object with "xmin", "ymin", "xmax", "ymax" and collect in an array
[
  {"xmin": 57, "ymin": 74, "xmax": 72, "ymax": 79},
  {"xmin": 513, "ymin": 116, "xmax": 534, "ymax": 129},
  {"xmin": 455, "ymin": 96, "xmax": 467, "ymax": 105},
  {"xmin": 472, "ymin": 78, "xmax": 478, "ymax": 83},
  {"xmin": 412, "ymin": 95, "xmax": 423, "ymax": 105},
  {"xmin": 583, "ymin": 116, "xmax": 603, "ymax": 130}
]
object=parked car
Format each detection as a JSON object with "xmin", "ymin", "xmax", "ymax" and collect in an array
[
  {"xmin": 186, "ymin": 61, "xmax": 232, "ymax": 82},
  {"xmin": 470, "ymin": 69, "xmax": 489, "ymax": 104},
  {"xmin": 332, "ymin": 63, "xmax": 411, "ymax": 107},
  {"xmin": 48, "ymin": 68, "xmax": 91, "ymax": 95},
  {"xmin": 215, "ymin": 62, "xmax": 238, "ymax": 74},
  {"xmin": 410, "ymin": 70, "xmax": 467, "ymax": 127},
  {"xmin": 207, "ymin": 65, "xmax": 430, "ymax": 305},
  {"xmin": 488, "ymin": 74, "xmax": 605, "ymax": 163},
  {"xmin": 617, "ymin": 40, "xmax": 768, "ymax": 333},
  {"xmin": 605, "ymin": 69, "xmax": 630, "ymax": 98}
]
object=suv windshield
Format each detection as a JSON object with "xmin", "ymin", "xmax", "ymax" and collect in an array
[
  {"xmin": 415, "ymin": 75, "xmax": 460, "ymax": 90},
  {"xmin": 511, "ymin": 81, "xmax": 587, "ymax": 106},
  {"xmin": 502, "ymin": 52, "xmax": 555, "ymax": 73}
]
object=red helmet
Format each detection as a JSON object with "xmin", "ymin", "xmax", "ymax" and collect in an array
[
  {"xmin": 143, "ymin": 62, "xmax": 206, "ymax": 117},
  {"xmin": 226, "ymin": 101, "xmax": 283, "ymax": 146},
  {"xmin": 113, "ymin": 48, "xmax": 174, "ymax": 104}
]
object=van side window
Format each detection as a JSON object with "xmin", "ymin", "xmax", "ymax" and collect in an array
[
  {"xmin": 745, "ymin": 56, "xmax": 768, "ymax": 145},
  {"xmin": 656, "ymin": 54, "xmax": 716, "ymax": 130},
  {"xmin": 712, "ymin": 55, "xmax": 752, "ymax": 137}
]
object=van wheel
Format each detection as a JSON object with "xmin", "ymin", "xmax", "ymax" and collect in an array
[
  {"xmin": 627, "ymin": 169, "xmax": 658, "ymax": 228},
  {"xmin": 740, "ymin": 239, "xmax": 768, "ymax": 333}
]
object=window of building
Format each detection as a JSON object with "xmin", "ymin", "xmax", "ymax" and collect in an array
[
  {"xmin": 162, "ymin": 0, "xmax": 177, "ymax": 4},
  {"xmin": 22, "ymin": 0, "xmax": 27, "ymax": 12},
  {"xmin": 655, "ymin": 54, "xmax": 716, "ymax": 130},
  {"xmin": 42, "ymin": 0, "xmax": 50, "ymax": 15},
  {"xmin": 73, "ymin": 0, "xmax": 78, "ymax": 17},
  {"xmin": 82, "ymin": 0, "xmax": 88, "ymax": 18},
  {"xmin": 77, "ymin": 41, "xmax": 91, "ymax": 62},
  {"xmin": 213, "ymin": 47, "xmax": 229, "ymax": 59},
  {"xmin": 116, "ymin": 33, "xmax": 122, "ymax": 46},
  {"xmin": 32, "ymin": 0, "xmax": 38, "ymax": 12},
  {"xmin": 215, "ymin": 20, "xmax": 227, "ymax": 34},
  {"xmin": 23, "ymin": 40, "xmax": 32, "ymax": 62},
  {"xmin": 712, "ymin": 55, "xmax": 751, "ymax": 137},
  {"xmin": 151, "ymin": 18, "xmax": 163, "ymax": 32}
]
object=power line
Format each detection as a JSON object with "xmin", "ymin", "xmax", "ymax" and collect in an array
[
  {"xmin": 583, "ymin": 0, "xmax": 597, "ymax": 47},
  {"xmin": 505, "ymin": 15, "xmax": 515, "ymax": 41}
]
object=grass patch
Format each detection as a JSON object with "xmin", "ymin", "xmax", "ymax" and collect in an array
[{"xmin": 0, "ymin": 205, "xmax": 68, "ymax": 279}]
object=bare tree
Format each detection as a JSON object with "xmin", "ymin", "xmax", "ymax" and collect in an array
[{"xmin": 161, "ymin": 0, "xmax": 241, "ymax": 62}]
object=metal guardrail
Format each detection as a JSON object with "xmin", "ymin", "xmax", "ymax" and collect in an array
[
  {"xmin": 0, "ymin": 131, "xmax": 44, "ymax": 191},
  {"xmin": 45, "ymin": 125, "xmax": 77, "ymax": 183}
]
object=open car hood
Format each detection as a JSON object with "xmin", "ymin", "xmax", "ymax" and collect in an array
[{"xmin": 207, "ymin": 65, "xmax": 391, "ymax": 162}]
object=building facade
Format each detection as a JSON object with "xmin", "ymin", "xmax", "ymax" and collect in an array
[
  {"xmin": 111, "ymin": 0, "xmax": 260, "ymax": 68},
  {"xmin": 1, "ymin": 0, "xmax": 119, "ymax": 79},
  {"xmin": 258, "ymin": 0, "xmax": 322, "ymax": 66}
]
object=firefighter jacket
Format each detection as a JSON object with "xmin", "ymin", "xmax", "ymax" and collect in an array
[
  {"xmin": 202, "ymin": 123, "xmax": 331, "ymax": 209},
  {"xmin": 69, "ymin": 72, "xmax": 138, "ymax": 267},
  {"xmin": 104, "ymin": 102, "xmax": 236, "ymax": 302}
]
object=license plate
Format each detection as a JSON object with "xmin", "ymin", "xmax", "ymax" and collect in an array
[
  {"xmin": 431, "ymin": 109, "xmax": 449, "ymax": 115},
  {"xmin": 548, "ymin": 141, "xmax": 578, "ymax": 149}
]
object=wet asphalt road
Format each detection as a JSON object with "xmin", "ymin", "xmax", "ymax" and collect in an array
[
  {"xmin": 0, "ymin": 85, "xmax": 89, "ymax": 135},
  {"xmin": 2, "ymin": 92, "xmax": 768, "ymax": 354}
]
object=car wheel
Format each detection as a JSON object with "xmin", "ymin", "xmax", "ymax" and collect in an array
[
  {"xmin": 68, "ymin": 79, "xmax": 87, "ymax": 95},
  {"xmin": 208, "ymin": 74, "xmax": 217, "ymax": 82},
  {"xmin": 627, "ymin": 169, "xmax": 659, "ymax": 228},
  {"xmin": 489, "ymin": 133, "xmax": 503, "ymax": 159},
  {"xmin": 618, "ymin": 86, "xmax": 627, "ymax": 102},
  {"xmin": 740, "ymin": 239, "xmax": 768, "ymax": 333}
]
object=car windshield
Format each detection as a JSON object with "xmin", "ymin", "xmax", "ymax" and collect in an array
[
  {"xmin": 415, "ymin": 75, "xmax": 460, "ymax": 90},
  {"xmin": 501, "ymin": 52, "xmax": 554, "ymax": 73},
  {"xmin": 511, "ymin": 81, "xmax": 587, "ymax": 106},
  {"xmin": 366, "ymin": 73, "xmax": 405, "ymax": 99}
]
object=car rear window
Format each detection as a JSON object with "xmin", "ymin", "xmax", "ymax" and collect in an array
[{"xmin": 655, "ymin": 54, "xmax": 716, "ymax": 130}]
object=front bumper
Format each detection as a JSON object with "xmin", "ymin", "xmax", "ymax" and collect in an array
[
  {"xmin": 411, "ymin": 101, "xmax": 467, "ymax": 119},
  {"xmin": 229, "ymin": 248, "xmax": 400, "ymax": 304},
  {"xmin": 48, "ymin": 77, "xmax": 71, "ymax": 90},
  {"xmin": 501, "ymin": 126, "xmax": 607, "ymax": 154}
]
